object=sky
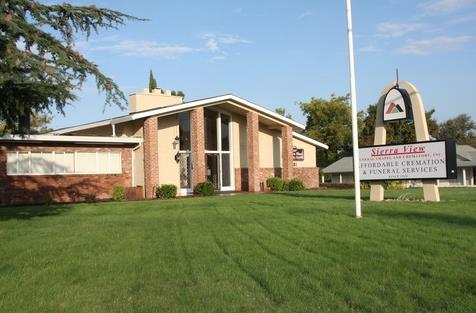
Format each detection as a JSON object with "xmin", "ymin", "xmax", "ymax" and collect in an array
[{"xmin": 49, "ymin": 0, "xmax": 476, "ymax": 129}]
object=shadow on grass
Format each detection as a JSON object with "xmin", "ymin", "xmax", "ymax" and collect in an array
[
  {"xmin": 369, "ymin": 210, "xmax": 476, "ymax": 227},
  {"xmin": 275, "ymin": 192, "xmax": 357, "ymax": 200},
  {"xmin": 0, "ymin": 204, "xmax": 73, "ymax": 221}
]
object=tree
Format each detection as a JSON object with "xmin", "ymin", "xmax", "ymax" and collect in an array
[
  {"xmin": 275, "ymin": 107, "xmax": 292, "ymax": 119},
  {"xmin": 148, "ymin": 69, "xmax": 157, "ymax": 92},
  {"xmin": 1, "ymin": 1, "xmax": 143, "ymax": 134},
  {"xmin": 1, "ymin": 112, "xmax": 52, "ymax": 134},
  {"xmin": 299, "ymin": 94, "xmax": 353, "ymax": 168},
  {"xmin": 438, "ymin": 114, "xmax": 476, "ymax": 147}
]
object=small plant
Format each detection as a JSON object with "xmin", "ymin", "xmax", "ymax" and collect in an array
[
  {"xmin": 194, "ymin": 181, "xmax": 214, "ymax": 196},
  {"xmin": 112, "ymin": 186, "xmax": 126, "ymax": 201},
  {"xmin": 287, "ymin": 178, "xmax": 305, "ymax": 191},
  {"xmin": 266, "ymin": 177, "xmax": 285, "ymax": 191},
  {"xmin": 84, "ymin": 194, "xmax": 97, "ymax": 203},
  {"xmin": 156, "ymin": 184, "xmax": 178, "ymax": 199}
]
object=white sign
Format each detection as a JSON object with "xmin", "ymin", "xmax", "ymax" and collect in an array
[
  {"xmin": 383, "ymin": 88, "xmax": 408, "ymax": 121},
  {"xmin": 359, "ymin": 141, "xmax": 450, "ymax": 180}
]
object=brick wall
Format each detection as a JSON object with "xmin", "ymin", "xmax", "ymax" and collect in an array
[
  {"xmin": 247, "ymin": 112, "xmax": 260, "ymax": 192},
  {"xmin": 0, "ymin": 144, "xmax": 134, "ymax": 206},
  {"xmin": 191, "ymin": 108, "xmax": 205, "ymax": 187},
  {"xmin": 143, "ymin": 116, "xmax": 159, "ymax": 199},
  {"xmin": 293, "ymin": 167, "xmax": 320, "ymax": 189},
  {"xmin": 234, "ymin": 167, "xmax": 319, "ymax": 191},
  {"xmin": 281, "ymin": 126, "xmax": 293, "ymax": 180}
]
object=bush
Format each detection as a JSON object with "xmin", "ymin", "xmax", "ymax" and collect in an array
[
  {"xmin": 112, "ymin": 186, "xmax": 126, "ymax": 201},
  {"xmin": 266, "ymin": 177, "xmax": 285, "ymax": 191},
  {"xmin": 194, "ymin": 181, "xmax": 214, "ymax": 196},
  {"xmin": 288, "ymin": 178, "xmax": 305, "ymax": 191},
  {"xmin": 156, "ymin": 184, "xmax": 178, "ymax": 199}
]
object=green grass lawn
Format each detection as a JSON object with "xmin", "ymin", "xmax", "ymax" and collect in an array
[{"xmin": 1, "ymin": 188, "xmax": 475, "ymax": 313}]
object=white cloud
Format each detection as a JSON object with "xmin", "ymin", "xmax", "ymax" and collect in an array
[
  {"xmin": 83, "ymin": 39, "xmax": 197, "ymax": 58},
  {"xmin": 298, "ymin": 11, "xmax": 313, "ymax": 19},
  {"xmin": 376, "ymin": 22, "xmax": 428, "ymax": 38},
  {"xmin": 360, "ymin": 45, "xmax": 382, "ymax": 53},
  {"xmin": 397, "ymin": 35, "xmax": 473, "ymax": 55},
  {"xmin": 419, "ymin": 0, "xmax": 476, "ymax": 15}
]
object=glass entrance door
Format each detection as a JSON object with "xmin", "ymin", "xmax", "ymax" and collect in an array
[
  {"xmin": 204, "ymin": 109, "xmax": 234, "ymax": 191},
  {"xmin": 206, "ymin": 154, "xmax": 219, "ymax": 190}
]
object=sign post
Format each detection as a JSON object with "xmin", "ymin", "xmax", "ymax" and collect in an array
[
  {"xmin": 369, "ymin": 80, "xmax": 443, "ymax": 201},
  {"xmin": 345, "ymin": 0, "xmax": 362, "ymax": 217}
]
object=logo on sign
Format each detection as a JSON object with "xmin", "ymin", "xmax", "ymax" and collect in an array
[{"xmin": 383, "ymin": 87, "xmax": 411, "ymax": 122}]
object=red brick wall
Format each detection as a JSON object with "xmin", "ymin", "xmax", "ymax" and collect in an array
[
  {"xmin": 247, "ymin": 112, "xmax": 260, "ymax": 192},
  {"xmin": 0, "ymin": 144, "xmax": 134, "ymax": 206},
  {"xmin": 191, "ymin": 108, "xmax": 206, "ymax": 187},
  {"xmin": 293, "ymin": 167, "xmax": 320, "ymax": 189},
  {"xmin": 281, "ymin": 126, "xmax": 293, "ymax": 180},
  {"xmin": 234, "ymin": 167, "xmax": 319, "ymax": 191},
  {"xmin": 143, "ymin": 116, "xmax": 159, "ymax": 199}
]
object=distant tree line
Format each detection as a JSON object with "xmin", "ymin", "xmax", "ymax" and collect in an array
[{"xmin": 297, "ymin": 94, "xmax": 476, "ymax": 168}]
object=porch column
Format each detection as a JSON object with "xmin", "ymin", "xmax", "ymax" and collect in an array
[
  {"xmin": 281, "ymin": 125, "xmax": 294, "ymax": 180},
  {"xmin": 143, "ymin": 116, "xmax": 159, "ymax": 199},
  {"xmin": 247, "ymin": 111, "xmax": 260, "ymax": 192},
  {"xmin": 191, "ymin": 108, "xmax": 205, "ymax": 187},
  {"xmin": 462, "ymin": 168, "xmax": 467, "ymax": 186}
]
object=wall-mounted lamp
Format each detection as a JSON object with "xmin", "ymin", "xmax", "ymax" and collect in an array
[
  {"xmin": 174, "ymin": 152, "xmax": 181, "ymax": 163},
  {"xmin": 174, "ymin": 136, "xmax": 180, "ymax": 145}
]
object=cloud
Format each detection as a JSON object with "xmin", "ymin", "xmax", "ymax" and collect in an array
[
  {"xmin": 360, "ymin": 45, "xmax": 382, "ymax": 53},
  {"xmin": 82, "ymin": 39, "xmax": 198, "ymax": 58},
  {"xmin": 298, "ymin": 11, "xmax": 313, "ymax": 19},
  {"xmin": 376, "ymin": 22, "xmax": 428, "ymax": 38},
  {"xmin": 397, "ymin": 35, "xmax": 473, "ymax": 55},
  {"xmin": 76, "ymin": 32, "xmax": 251, "ymax": 60},
  {"xmin": 419, "ymin": 0, "xmax": 476, "ymax": 15}
]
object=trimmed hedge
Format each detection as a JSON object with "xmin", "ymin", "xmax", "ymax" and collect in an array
[
  {"xmin": 112, "ymin": 186, "xmax": 126, "ymax": 201},
  {"xmin": 194, "ymin": 181, "xmax": 214, "ymax": 196},
  {"xmin": 156, "ymin": 184, "xmax": 178, "ymax": 199},
  {"xmin": 266, "ymin": 177, "xmax": 305, "ymax": 192}
]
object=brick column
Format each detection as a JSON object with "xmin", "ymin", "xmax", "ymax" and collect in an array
[
  {"xmin": 143, "ymin": 116, "xmax": 159, "ymax": 199},
  {"xmin": 281, "ymin": 125, "xmax": 294, "ymax": 180},
  {"xmin": 191, "ymin": 108, "xmax": 205, "ymax": 187},
  {"xmin": 247, "ymin": 111, "xmax": 260, "ymax": 192}
]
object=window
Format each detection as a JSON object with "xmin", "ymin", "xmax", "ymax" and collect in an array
[
  {"xmin": 178, "ymin": 111, "xmax": 191, "ymax": 151},
  {"xmin": 6, "ymin": 151, "xmax": 122, "ymax": 175},
  {"xmin": 205, "ymin": 110, "xmax": 218, "ymax": 150}
]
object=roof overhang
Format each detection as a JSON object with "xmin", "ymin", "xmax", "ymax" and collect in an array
[
  {"xmin": 0, "ymin": 134, "xmax": 143, "ymax": 145},
  {"xmin": 51, "ymin": 94, "xmax": 306, "ymax": 135},
  {"xmin": 292, "ymin": 132, "xmax": 328, "ymax": 149}
]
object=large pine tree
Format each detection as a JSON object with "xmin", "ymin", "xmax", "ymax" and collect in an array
[{"xmin": 0, "ymin": 0, "xmax": 143, "ymax": 134}]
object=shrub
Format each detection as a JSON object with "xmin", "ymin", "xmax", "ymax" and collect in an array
[
  {"xmin": 194, "ymin": 181, "xmax": 214, "ymax": 196},
  {"xmin": 266, "ymin": 177, "xmax": 285, "ymax": 191},
  {"xmin": 288, "ymin": 178, "xmax": 305, "ymax": 191},
  {"xmin": 156, "ymin": 184, "xmax": 178, "ymax": 199},
  {"xmin": 112, "ymin": 186, "xmax": 126, "ymax": 201}
]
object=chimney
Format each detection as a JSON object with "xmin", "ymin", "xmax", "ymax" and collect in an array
[{"xmin": 128, "ymin": 88, "xmax": 184, "ymax": 113}]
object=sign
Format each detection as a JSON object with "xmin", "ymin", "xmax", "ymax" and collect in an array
[
  {"xmin": 383, "ymin": 87, "xmax": 412, "ymax": 122},
  {"xmin": 293, "ymin": 147, "xmax": 304, "ymax": 161},
  {"xmin": 359, "ymin": 140, "xmax": 457, "ymax": 181}
]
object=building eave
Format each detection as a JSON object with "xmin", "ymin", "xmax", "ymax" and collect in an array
[
  {"xmin": 292, "ymin": 132, "xmax": 329, "ymax": 149},
  {"xmin": 0, "ymin": 134, "xmax": 143, "ymax": 145}
]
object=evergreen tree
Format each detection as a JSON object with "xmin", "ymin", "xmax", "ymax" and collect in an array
[
  {"xmin": 148, "ymin": 69, "xmax": 157, "ymax": 92},
  {"xmin": 0, "ymin": 0, "xmax": 144, "ymax": 134}
]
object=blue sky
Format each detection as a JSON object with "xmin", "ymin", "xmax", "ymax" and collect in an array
[{"xmin": 50, "ymin": 0, "xmax": 476, "ymax": 129}]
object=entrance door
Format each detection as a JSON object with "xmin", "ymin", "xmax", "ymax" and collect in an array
[{"xmin": 206, "ymin": 154, "xmax": 219, "ymax": 190}]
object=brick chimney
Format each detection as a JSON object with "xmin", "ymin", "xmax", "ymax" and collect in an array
[{"xmin": 128, "ymin": 88, "xmax": 184, "ymax": 113}]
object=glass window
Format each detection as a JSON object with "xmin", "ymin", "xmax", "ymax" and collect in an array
[
  {"xmin": 110, "ymin": 152, "xmax": 122, "ymax": 173},
  {"xmin": 221, "ymin": 114, "xmax": 230, "ymax": 151},
  {"xmin": 179, "ymin": 112, "xmax": 191, "ymax": 151},
  {"xmin": 76, "ymin": 152, "xmax": 97, "ymax": 173},
  {"xmin": 18, "ymin": 152, "xmax": 30, "ymax": 174},
  {"xmin": 205, "ymin": 109, "xmax": 218, "ymax": 151},
  {"xmin": 31, "ymin": 152, "xmax": 53, "ymax": 174},
  {"xmin": 179, "ymin": 153, "xmax": 191, "ymax": 189},
  {"xmin": 221, "ymin": 154, "xmax": 231, "ymax": 187},
  {"xmin": 7, "ymin": 152, "xmax": 17, "ymax": 174},
  {"xmin": 55, "ymin": 152, "xmax": 74, "ymax": 173}
]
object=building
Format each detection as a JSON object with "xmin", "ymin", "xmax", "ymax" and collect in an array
[
  {"xmin": 322, "ymin": 144, "xmax": 476, "ymax": 186},
  {"xmin": 0, "ymin": 88, "xmax": 328, "ymax": 205}
]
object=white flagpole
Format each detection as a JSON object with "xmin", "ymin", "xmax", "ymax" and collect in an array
[{"xmin": 345, "ymin": 0, "xmax": 362, "ymax": 218}]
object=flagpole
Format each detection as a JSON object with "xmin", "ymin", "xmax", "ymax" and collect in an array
[{"xmin": 345, "ymin": 0, "xmax": 362, "ymax": 218}]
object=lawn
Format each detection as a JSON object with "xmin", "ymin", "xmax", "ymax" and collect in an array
[{"xmin": 0, "ymin": 188, "xmax": 475, "ymax": 313}]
